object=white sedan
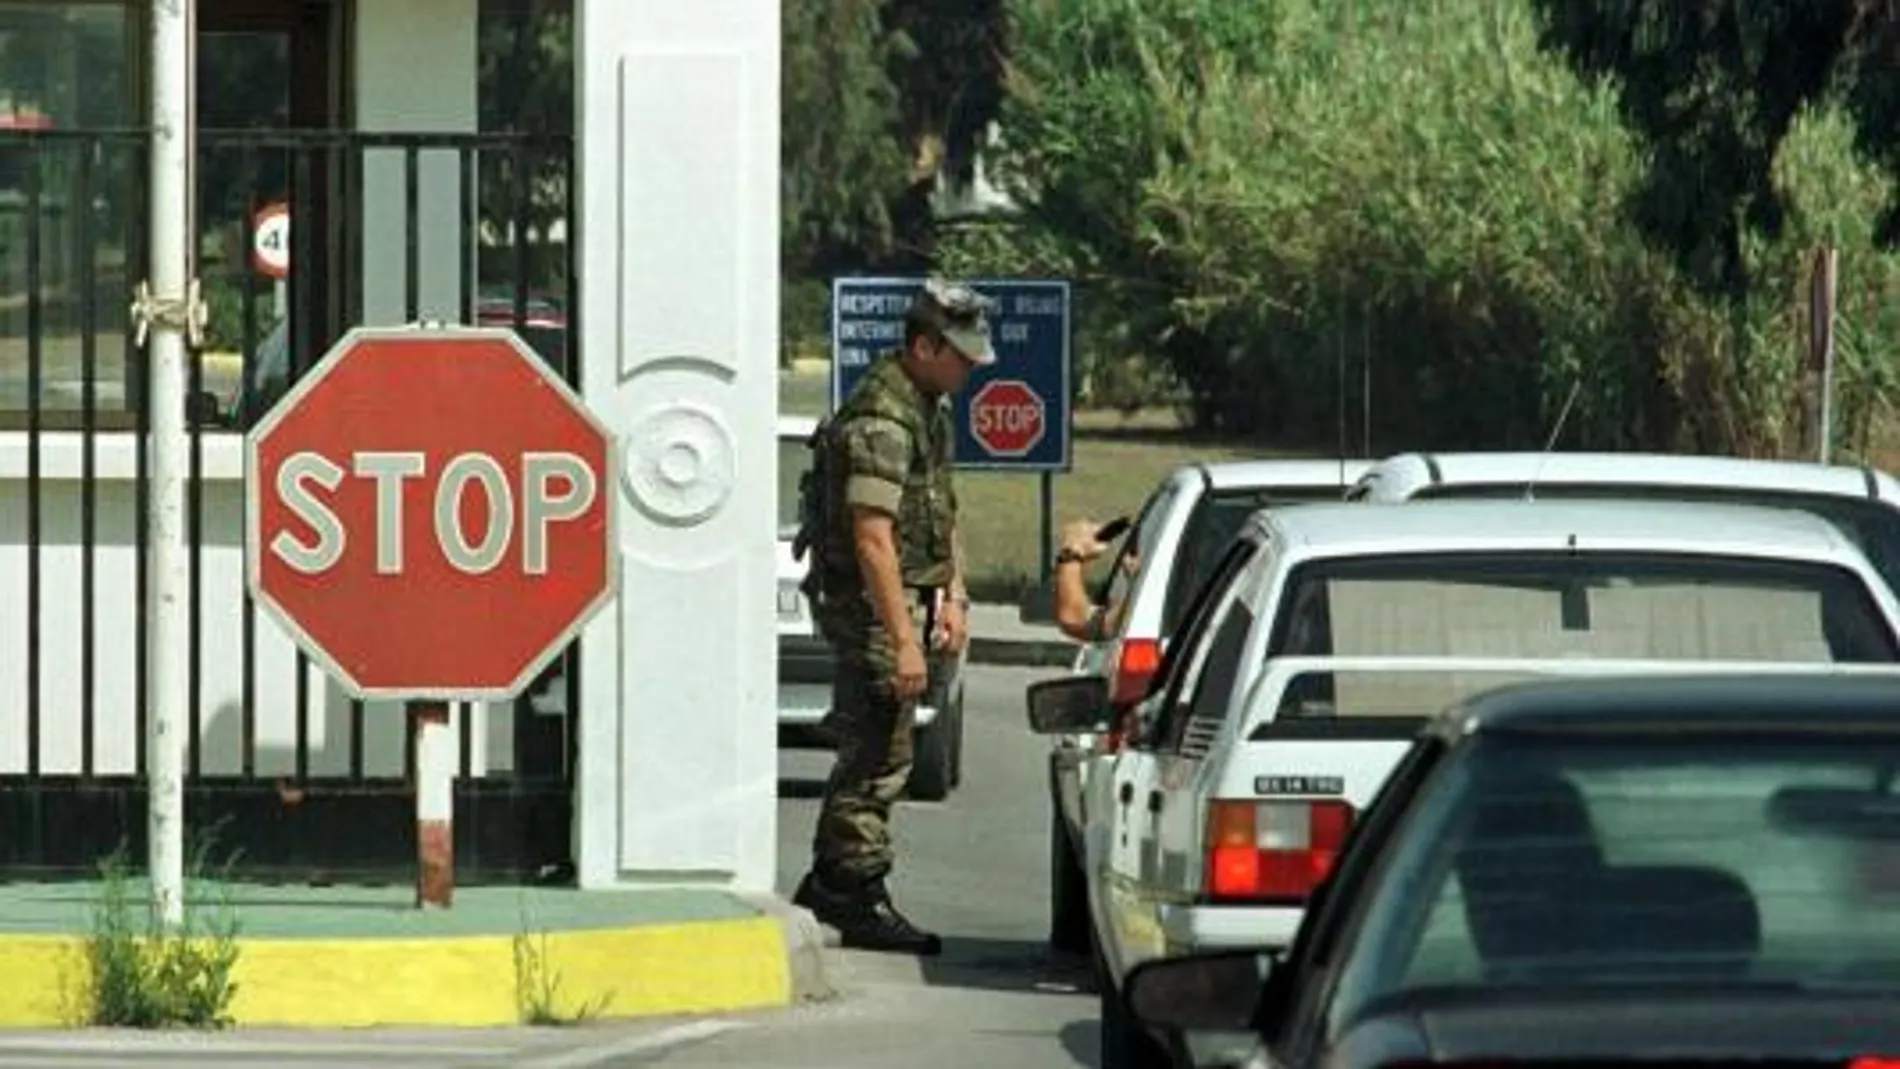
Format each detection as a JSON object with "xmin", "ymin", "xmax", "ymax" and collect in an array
[{"xmin": 1027, "ymin": 497, "xmax": 1900, "ymax": 1069}]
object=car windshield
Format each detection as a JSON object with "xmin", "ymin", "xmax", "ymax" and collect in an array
[
  {"xmin": 1162, "ymin": 485, "xmax": 1343, "ymax": 633},
  {"xmin": 1328, "ymin": 731, "xmax": 1900, "ymax": 1035},
  {"xmin": 1415, "ymin": 482, "xmax": 1900, "ymax": 600},
  {"xmin": 777, "ymin": 433, "xmax": 811, "ymax": 539},
  {"xmin": 1269, "ymin": 551, "xmax": 1900, "ymax": 665}
]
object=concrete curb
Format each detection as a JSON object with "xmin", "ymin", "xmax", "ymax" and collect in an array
[
  {"xmin": 0, "ymin": 900, "xmax": 813, "ymax": 1029},
  {"xmin": 739, "ymin": 892, "xmax": 836, "ymax": 1005},
  {"xmin": 966, "ymin": 636, "xmax": 1079, "ymax": 669}
]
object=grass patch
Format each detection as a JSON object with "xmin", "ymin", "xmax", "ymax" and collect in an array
[
  {"xmin": 512, "ymin": 898, "xmax": 611, "ymax": 1026},
  {"xmin": 83, "ymin": 830, "xmax": 243, "ymax": 1029},
  {"xmin": 782, "ymin": 368, "xmax": 1296, "ymax": 601}
]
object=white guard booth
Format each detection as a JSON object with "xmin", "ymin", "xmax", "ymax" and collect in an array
[{"xmin": 573, "ymin": 0, "xmax": 782, "ymax": 892}]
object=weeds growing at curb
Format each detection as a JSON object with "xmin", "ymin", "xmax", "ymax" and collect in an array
[
  {"xmin": 83, "ymin": 825, "xmax": 243, "ymax": 1029},
  {"xmin": 513, "ymin": 899, "xmax": 611, "ymax": 1026}
]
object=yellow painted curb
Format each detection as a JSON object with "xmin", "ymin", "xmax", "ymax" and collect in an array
[{"xmin": 0, "ymin": 916, "xmax": 792, "ymax": 1028}]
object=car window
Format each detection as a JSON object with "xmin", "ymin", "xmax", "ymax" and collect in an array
[
  {"xmin": 777, "ymin": 434, "xmax": 811, "ymax": 539},
  {"xmin": 1266, "ymin": 550, "xmax": 1900, "ymax": 719},
  {"xmin": 1095, "ymin": 483, "xmax": 1176, "ymax": 635},
  {"xmin": 1162, "ymin": 487, "xmax": 1337, "ymax": 634},
  {"xmin": 1416, "ymin": 482, "xmax": 1900, "ymax": 602},
  {"xmin": 1142, "ymin": 537, "xmax": 1260, "ymax": 748},
  {"xmin": 1159, "ymin": 593, "xmax": 1256, "ymax": 752},
  {"xmin": 1326, "ymin": 731, "xmax": 1900, "ymax": 1037},
  {"xmin": 1268, "ymin": 667, "xmax": 1551, "ymax": 723}
]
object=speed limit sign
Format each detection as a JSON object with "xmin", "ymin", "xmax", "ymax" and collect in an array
[{"xmin": 251, "ymin": 202, "xmax": 290, "ymax": 279}]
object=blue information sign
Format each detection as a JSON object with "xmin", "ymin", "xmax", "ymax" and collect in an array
[{"xmin": 829, "ymin": 277, "xmax": 1072, "ymax": 472}]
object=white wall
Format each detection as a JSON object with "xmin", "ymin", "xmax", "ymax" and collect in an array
[
  {"xmin": 574, "ymin": 0, "xmax": 781, "ymax": 891},
  {"xmin": 354, "ymin": 0, "xmax": 478, "ymax": 325},
  {"xmin": 0, "ymin": 433, "xmax": 514, "ymax": 778}
]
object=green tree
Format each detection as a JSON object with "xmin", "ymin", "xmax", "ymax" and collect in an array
[
  {"xmin": 880, "ymin": 0, "xmax": 1011, "ymax": 265},
  {"xmin": 944, "ymin": 0, "xmax": 1900, "ymax": 455},
  {"xmin": 1528, "ymin": 1, "xmax": 1900, "ymax": 300},
  {"xmin": 477, "ymin": 0, "xmax": 572, "ymax": 297},
  {"xmin": 781, "ymin": 0, "xmax": 912, "ymax": 274}
]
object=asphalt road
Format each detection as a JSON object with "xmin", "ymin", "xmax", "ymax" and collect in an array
[{"xmin": 0, "ymin": 663, "xmax": 1105, "ymax": 1069}]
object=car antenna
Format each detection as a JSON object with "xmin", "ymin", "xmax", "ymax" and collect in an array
[
  {"xmin": 1336, "ymin": 279, "xmax": 1348, "ymax": 495},
  {"xmin": 1525, "ymin": 378, "xmax": 1583, "ymax": 502}
]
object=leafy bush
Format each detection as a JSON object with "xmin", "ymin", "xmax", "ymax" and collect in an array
[{"xmin": 946, "ymin": 0, "xmax": 1900, "ymax": 457}]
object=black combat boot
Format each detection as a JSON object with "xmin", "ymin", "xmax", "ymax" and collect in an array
[{"xmin": 792, "ymin": 869, "xmax": 943, "ymax": 956}]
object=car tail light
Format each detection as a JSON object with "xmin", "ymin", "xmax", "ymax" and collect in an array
[
  {"xmin": 1108, "ymin": 637, "xmax": 1161, "ymax": 708},
  {"xmin": 1205, "ymin": 798, "xmax": 1354, "ymax": 901},
  {"xmin": 1101, "ymin": 637, "xmax": 1161, "ymax": 753},
  {"xmin": 1851, "ymin": 1059, "xmax": 1900, "ymax": 1069}
]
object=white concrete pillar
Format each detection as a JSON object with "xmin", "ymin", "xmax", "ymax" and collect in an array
[{"xmin": 573, "ymin": 1, "xmax": 781, "ymax": 890}]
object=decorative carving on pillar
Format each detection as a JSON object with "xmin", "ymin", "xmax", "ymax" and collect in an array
[{"xmin": 620, "ymin": 400, "xmax": 736, "ymax": 527}]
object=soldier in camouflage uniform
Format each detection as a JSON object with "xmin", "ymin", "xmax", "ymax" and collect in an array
[{"xmin": 790, "ymin": 280, "xmax": 994, "ymax": 955}]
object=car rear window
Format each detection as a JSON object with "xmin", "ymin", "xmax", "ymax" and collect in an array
[
  {"xmin": 1162, "ymin": 486, "xmax": 1343, "ymax": 633},
  {"xmin": 1268, "ymin": 551, "xmax": 1900, "ymax": 677},
  {"xmin": 1416, "ymin": 482, "xmax": 1900, "ymax": 600},
  {"xmin": 1271, "ymin": 667, "xmax": 1550, "ymax": 721},
  {"xmin": 1332, "ymin": 731, "xmax": 1900, "ymax": 1029}
]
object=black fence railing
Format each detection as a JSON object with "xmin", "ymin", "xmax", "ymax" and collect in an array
[{"xmin": 0, "ymin": 127, "xmax": 579, "ymax": 884}]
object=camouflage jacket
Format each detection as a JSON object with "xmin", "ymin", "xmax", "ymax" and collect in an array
[{"xmin": 802, "ymin": 351, "xmax": 958, "ymax": 633}]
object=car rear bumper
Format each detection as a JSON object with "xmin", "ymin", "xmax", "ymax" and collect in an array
[{"xmin": 1158, "ymin": 902, "xmax": 1303, "ymax": 955}]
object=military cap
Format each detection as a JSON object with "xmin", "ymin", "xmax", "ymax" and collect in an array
[{"xmin": 919, "ymin": 278, "xmax": 997, "ymax": 366}]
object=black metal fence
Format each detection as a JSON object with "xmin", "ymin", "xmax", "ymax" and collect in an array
[{"xmin": 0, "ymin": 127, "xmax": 579, "ymax": 884}]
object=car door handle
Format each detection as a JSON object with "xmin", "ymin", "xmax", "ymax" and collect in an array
[
  {"xmin": 1146, "ymin": 791, "xmax": 1163, "ymax": 814},
  {"xmin": 1119, "ymin": 782, "xmax": 1134, "ymax": 805}
]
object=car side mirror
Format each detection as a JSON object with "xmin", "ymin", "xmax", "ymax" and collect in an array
[
  {"xmin": 1025, "ymin": 675, "xmax": 1112, "ymax": 734},
  {"xmin": 1124, "ymin": 949, "xmax": 1275, "ymax": 1033}
]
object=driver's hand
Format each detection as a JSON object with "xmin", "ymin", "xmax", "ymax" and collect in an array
[{"xmin": 1059, "ymin": 519, "xmax": 1110, "ymax": 563}]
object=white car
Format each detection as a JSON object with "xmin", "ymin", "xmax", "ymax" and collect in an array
[
  {"xmin": 1347, "ymin": 449, "xmax": 1900, "ymax": 594},
  {"xmin": 777, "ymin": 414, "xmax": 966, "ymax": 800},
  {"xmin": 1025, "ymin": 497, "xmax": 1900, "ymax": 1069},
  {"xmin": 1042, "ymin": 458, "xmax": 1369, "ymax": 954}
]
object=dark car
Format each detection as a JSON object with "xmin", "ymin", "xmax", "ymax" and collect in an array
[{"xmin": 1121, "ymin": 672, "xmax": 1900, "ymax": 1069}]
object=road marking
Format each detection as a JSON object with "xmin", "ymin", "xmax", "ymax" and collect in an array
[
  {"xmin": 0, "ymin": 1034, "xmax": 499, "ymax": 1057},
  {"xmin": 517, "ymin": 1019, "xmax": 748, "ymax": 1068}
]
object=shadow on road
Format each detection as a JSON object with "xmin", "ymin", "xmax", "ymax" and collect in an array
[
  {"xmin": 778, "ymin": 776, "xmax": 828, "ymax": 800},
  {"xmin": 917, "ymin": 935, "xmax": 1097, "ymax": 995},
  {"xmin": 1058, "ymin": 1020, "xmax": 1102, "ymax": 1068}
]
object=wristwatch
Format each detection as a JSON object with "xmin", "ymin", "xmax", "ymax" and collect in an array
[{"xmin": 1054, "ymin": 546, "xmax": 1088, "ymax": 566}]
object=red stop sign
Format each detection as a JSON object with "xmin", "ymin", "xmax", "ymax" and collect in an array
[
  {"xmin": 246, "ymin": 325, "xmax": 618, "ymax": 701},
  {"xmin": 970, "ymin": 379, "xmax": 1046, "ymax": 457}
]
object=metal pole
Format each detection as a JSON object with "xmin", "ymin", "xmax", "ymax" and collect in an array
[
  {"xmin": 1038, "ymin": 472, "xmax": 1054, "ymax": 596},
  {"xmin": 411, "ymin": 701, "xmax": 455, "ymax": 909},
  {"xmin": 145, "ymin": 0, "xmax": 197, "ymax": 930},
  {"xmin": 1812, "ymin": 246, "xmax": 1839, "ymax": 463}
]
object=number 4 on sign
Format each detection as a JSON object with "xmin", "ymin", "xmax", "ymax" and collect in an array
[{"xmin": 252, "ymin": 203, "xmax": 290, "ymax": 280}]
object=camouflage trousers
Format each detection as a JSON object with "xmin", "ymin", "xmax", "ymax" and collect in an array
[{"xmin": 810, "ymin": 592, "xmax": 935, "ymax": 890}]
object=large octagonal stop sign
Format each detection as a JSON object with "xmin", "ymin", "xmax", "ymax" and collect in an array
[{"xmin": 246, "ymin": 325, "xmax": 618, "ymax": 701}]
